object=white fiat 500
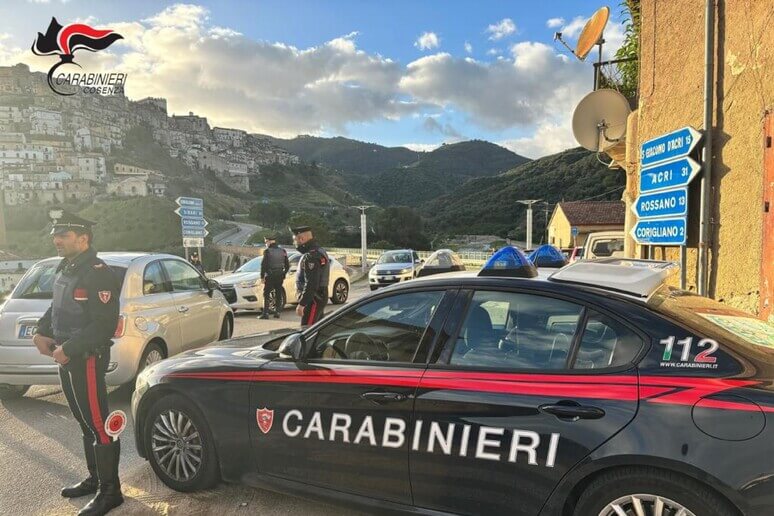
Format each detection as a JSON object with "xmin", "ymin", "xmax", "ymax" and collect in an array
[
  {"xmin": 215, "ymin": 252, "xmax": 350, "ymax": 313},
  {"xmin": 0, "ymin": 252, "xmax": 233, "ymax": 399}
]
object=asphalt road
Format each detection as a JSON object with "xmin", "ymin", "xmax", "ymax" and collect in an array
[
  {"xmin": 0, "ymin": 281, "xmax": 370, "ymax": 516},
  {"xmin": 212, "ymin": 221, "xmax": 259, "ymax": 246}
]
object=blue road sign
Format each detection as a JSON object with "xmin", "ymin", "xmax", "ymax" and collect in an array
[
  {"xmin": 175, "ymin": 206, "xmax": 204, "ymax": 218},
  {"xmin": 176, "ymin": 196, "xmax": 203, "ymax": 208},
  {"xmin": 632, "ymin": 187, "xmax": 688, "ymax": 219},
  {"xmin": 571, "ymin": 226, "xmax": 578, "ymax": 237},
  {"xmin": 640, "ymin": 157, "xmax": 701, "ymax": 193},
  {"xmin": 641, "ymin": 126, "xmax": 702, "ymax": 166},
  {"xmin": 181, "ymin": 217, "xmax": 208, "ymax": 228},
  {"xmin": 182, "ymin": 227, "xmax": 209, "ymax": 237},
  {"xmin": 630, "ymin": 217, "xmax": 687, "ymax": 246}
]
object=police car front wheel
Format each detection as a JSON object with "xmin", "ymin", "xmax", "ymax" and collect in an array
[
  {"xmin": 144, "ymin": 394, "xmax": 220, "ymax": 492},
  {"xmin": 575, "ymin": 467, "xmax": 737, "ymax": 516}
]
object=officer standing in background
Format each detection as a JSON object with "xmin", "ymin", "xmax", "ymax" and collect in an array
[
  {"xmin": 291, "ymin": 225, "xmax": 330, "ymax": 326},
  {"xmin": 259, "ymin": 234, "xmax": 289, "ymax": 319},
  {"xmin": 32, "ymin": 209, "xmax": 123, "ymax": 516},
  {"xmin": 189, "ymin": 252, "xmax": 205, "ymax": 276}
]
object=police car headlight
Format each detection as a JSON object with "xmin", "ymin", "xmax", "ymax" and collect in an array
[
  {"xmin": 399, "ymin": 268, "xmax": 411, "ymax": 274},
  {"xmin": 238, "ymin": 279, "xmax": 259, "ymax": 288},
  {"xmin": 368, "ymin": 268, "xmax": 377, "ymax": 276}
]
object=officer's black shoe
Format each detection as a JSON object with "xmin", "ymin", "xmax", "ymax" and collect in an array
[
  {"xmin": 258, "ymin": 312, "xmax": 269, "ymax": 320},
  {"xmin": 79, "ymin": 441, "xmax": 123, "ymax": 516},
  {"xmin": 62, "ymin": 436, "xmax": 98, "ymax": 498}
]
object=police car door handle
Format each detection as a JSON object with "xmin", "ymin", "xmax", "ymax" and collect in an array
[
  {"xmin": 361, "ymin": 392, "xmax": 408, "ymax": 404},
  {"xmin": 539, "ymin": 402, "xmax": 605, "ymax": 421}
]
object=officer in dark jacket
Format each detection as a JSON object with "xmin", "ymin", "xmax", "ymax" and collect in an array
[
  {"xmin": 291, "ymin": 225, "xmax": 330, "ymax": 326},
  {"xmin": 259, "ymin": 234, "xmax": 289, "ymax": 319},
  {"xmin": 32, "ymin": 209, "xmax": 123, "ymax": 516}
]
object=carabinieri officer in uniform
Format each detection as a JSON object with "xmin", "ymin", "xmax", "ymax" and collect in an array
[
  {"xmin": 291, "ymin": 225, "xmax": 331, "ymax": 326},
  {"xmin": 32, "ymin": 209, "xmax": 124, "ymax": 516}
]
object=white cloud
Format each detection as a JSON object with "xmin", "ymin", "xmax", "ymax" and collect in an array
[
  {"xmin": 2, "ymin": 3, "xmax": 595, "ymax": 156},
  {"xmin": 546, "ymin": 17, "xmax": 565, "ymax": 28},
  {"xmin": 414, "ymin": 32, "xmax": 440, "ymax": 51},
  {"xmin": 486, "ymin": 18, "xmax": 516, "ymax": 41},
  {"xmin": 402, "ymin": 142, "xmax": 441, "ymax": 152},
  {"xmin": 499, "ymin": 119, "xmax": 576, "ymax": 159},
  {"xmin": 560, "ymin": 16, "xmax": 588, "ymax": 38},
  {"xmin": 464, "ymin": 41, "xmax": 472, "ymax": 54},
  {"xmin": 486, "ymin": 48, "xmax": 501, "ymax": 56}
]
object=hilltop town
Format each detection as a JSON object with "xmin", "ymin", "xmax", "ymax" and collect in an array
[{"xmin": 0, "ymin": 63, "xmax": 299, "ymax": 207}]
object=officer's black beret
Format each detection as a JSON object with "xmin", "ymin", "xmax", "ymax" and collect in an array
[
  {"xmin": 289, "ymin": 225, "xmax": 312, "ymax": 235},
  {"xmin": 49, "ymin": 208, "xmax": 95, "ymax": 236}
]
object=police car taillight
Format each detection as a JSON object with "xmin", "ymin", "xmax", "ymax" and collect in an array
[
  {"xmin": 478, "ymin": 246, "xmax": 538, "ymax": 278},
  {"xmin": 113, "ymin": 315, "xmax": 126, "ymax": 338},
  {"xmin": 528, "ymin": 244, "xmax": 568, "ymax": 268}
]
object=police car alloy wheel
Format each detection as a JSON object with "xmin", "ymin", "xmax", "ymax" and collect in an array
[
  {"xmin": 574, "ymin": 468, "xmax": 736, "ymax": 516},
  {"xmin": 144, "ymin": 394, "xmax": 220, "ymax": 491}
]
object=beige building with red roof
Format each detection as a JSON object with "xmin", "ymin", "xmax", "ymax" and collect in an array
[{"xmin": 547, "ymin": 200, "xmax": 626, "ymax": 249}]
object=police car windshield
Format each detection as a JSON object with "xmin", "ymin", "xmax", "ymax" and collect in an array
[
  {"xmin": 236, "ymin": 257, "xmax": 262, "ymax": 273},
  {"xmin": 378, "ymin": 252, "xmax": 412, "ymax": 264},
  {"xmin": 649, "ymin": 286, "xmax": 774, "ymax": 355}
]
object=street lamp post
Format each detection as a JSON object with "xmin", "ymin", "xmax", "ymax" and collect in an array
[
  {"xmin": 352, "ymin": 206, "xmax": 372, "ymax": 272},
  {"xmin": 517, "ymin": 199, "xmax": 542, "ymax": 250}
]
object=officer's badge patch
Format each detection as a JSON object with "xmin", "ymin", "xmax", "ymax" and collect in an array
[
  {"xmin": 98, "ymin": 291, "xmax": 111, "ymax": 303},
  {"xmin": 306, "ymin": 261, "xmax": 316, "ymax": 270},
  {"xmin": 256, "ymin": 407, "xmax": 274, "ymax": 434}
]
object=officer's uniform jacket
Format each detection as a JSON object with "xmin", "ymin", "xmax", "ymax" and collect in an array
[
  {"xmin": 261, "ymin": 244, "xmax": 290, "ymax": 278},
  {"xmin": 298, "ymin": 242, "xmax": 331, "ymax": 307},
  {"xmin": 36, "ymin": 247, "xmax": 120, "ymax": 358}
]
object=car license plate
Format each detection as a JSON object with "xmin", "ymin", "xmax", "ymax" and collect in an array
[{"xmin": 18, "ymin": 324, "xmax": 37, "ymax": 339}]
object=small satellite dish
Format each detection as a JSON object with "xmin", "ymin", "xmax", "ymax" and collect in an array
[
  {"xmin": 576, "ymin": 6, "xmax": 610, "ymax": 61},
  {"xmin": 572, "ymin": 88, "xmax": 631, "ymax": 152}
]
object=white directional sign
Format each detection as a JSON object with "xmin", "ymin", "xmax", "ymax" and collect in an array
[
  {"xmin": 183, "ymin": 237, "xmax": 205, "ymax": 248},
  {"xmin": 175, "ymin": 197, "xmax": 206, "ymax": 247}
]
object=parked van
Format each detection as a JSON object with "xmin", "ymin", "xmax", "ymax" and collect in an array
[{"xmin": 584, "ymin": 231, "xmax": 625, "ymax": 260}]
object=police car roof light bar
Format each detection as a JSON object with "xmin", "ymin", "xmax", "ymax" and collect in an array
[
  {"xmin": 547, "ymin": 258, "xmax": 679, "ymax": 298},
  {"xmin": 528, "ymin": 244, "xmax": 569, "ymax": 269},
  {"xmin": 478, "ymin": 246, "xmax": 538, "ymax": 278}
]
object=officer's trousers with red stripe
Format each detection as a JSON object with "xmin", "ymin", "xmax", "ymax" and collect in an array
[
  {"xmin": 59, "ymin": 352, "xmax": 112, "ymax": 446},
  {"xmin": 301, "ymin": 294, "xmax": 327, "ymax": 326}
]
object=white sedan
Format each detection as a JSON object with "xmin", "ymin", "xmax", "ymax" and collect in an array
[{"xmin": 214, "ymin": 252, "xmax": 350, "ymax": 313}]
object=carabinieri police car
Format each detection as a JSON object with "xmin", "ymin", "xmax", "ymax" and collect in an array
[{"xmin": 131, "ymin": 247, "xmax": 774, "ymax": 516}]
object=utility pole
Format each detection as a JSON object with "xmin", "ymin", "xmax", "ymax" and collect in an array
[
  {"xmin": 517, "ymin": 200, "xmax": 541, "ymax": 250},
  {"xmin": 0, "ymin": 190, "xmax": 6, "ymax": 248},
  {"xmin": 352, "ymin": 206, "xmax": 372, "ymax": 272}
]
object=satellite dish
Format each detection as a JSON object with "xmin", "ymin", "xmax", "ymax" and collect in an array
[
  {"xmin": 572, "ymin": 88, "xmax": 631, "ymax": 152},
  {"xmin": 576, "ymin": 6, "xmax": 610, "ymax": 60}
]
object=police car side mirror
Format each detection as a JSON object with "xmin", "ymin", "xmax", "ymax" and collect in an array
[
  {"xmin": 278, "ymin": 332, "xmax": 305, "ymax": 361},
  {"xmin": 206, "ymin": 279, "xmax": 219, "ymax": 297}
]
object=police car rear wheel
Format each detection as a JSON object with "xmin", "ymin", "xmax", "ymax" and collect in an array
[
  {"xmin": 144, "ymin": 394, "xmax": 220, "ymax": 492},
  {"xmin": 0, "ymin": 384, "xmax": 30, "ymax": 400},
  {"xmin": 331, "ymin": 279, "xmax": 348, "ymax": 304},
  {"xmin": 575, "ymin": 467, "xmax": 736, "ymax": 516}
]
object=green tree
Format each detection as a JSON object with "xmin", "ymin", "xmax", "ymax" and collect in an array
[
  {"xmin": 287, "ymin": 213, "xmax": 331, "ymax": 245},
  {"xmin": 249, "ymin": 202, "xmax": 291, "ymax": 228},
  {"xmin": 374, "ymin": 207, "xmax": 430, "ymax": 250},
  {"xmin": 615, "ymin": 0, "xmax": 641, "ymax": 98}
]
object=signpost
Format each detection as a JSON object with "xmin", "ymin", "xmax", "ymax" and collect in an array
[
  {"xmin": 175, "ymin": 197, "xmax": 206, "ymax": 261},
  {"xmin": 633, "ymin": 126, "xmax": 703, "ymax": 281}
]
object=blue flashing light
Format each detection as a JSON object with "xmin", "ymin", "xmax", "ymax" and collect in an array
[
  {"xmin": 528, "ymin": 244, "xmax": 569, "ymax": 268},
  {"xmin": 479, "ymin": 246, "xmax": 538, "ymax": 278}
]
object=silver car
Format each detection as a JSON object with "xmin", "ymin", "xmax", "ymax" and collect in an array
[
  {"xmin": 368, "ymin": 249, "xmax": 423, "ymax": 290},
  {"xmin": 0, "ymin": 252, "xmax": 233, "ymax": 399}
]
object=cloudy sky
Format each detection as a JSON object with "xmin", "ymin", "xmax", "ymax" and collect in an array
[{"xmin": 1, "ymin": 0, "xmax": 627, "ymax": 158}]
